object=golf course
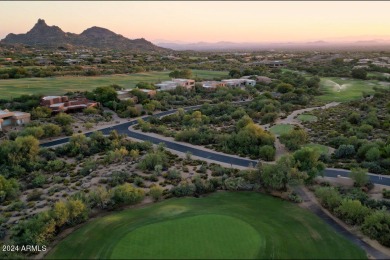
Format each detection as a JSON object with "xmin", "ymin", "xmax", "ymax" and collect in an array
[
  {"xmin": 46, "ymin": 192, "xmax": 366, "ymax": 259},
  {"xmin": 317, "ymin": 77, "xmax": 390, "ymax": 102},
  {"xmin": 0, "ymin": 70, "xmax": 228, "ymax": 99}
]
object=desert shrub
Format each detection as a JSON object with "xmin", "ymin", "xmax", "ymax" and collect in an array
[
  {"xmin": 334, "ymin": 145, "xmax": 356, "ymax": 159},
  {"xmin": 259, "ymin": 145, "xmax": 276, "ymax": 161},
  {"xmin": 111, "ymin": 183, "xmax": 144, "ymax": 206},
  {"xmin": 315, "ymin": 187, "xmax": 342, "ymax": 211},
  {"xmin": 335, "ymin": 199, "xmax": 371, "ymax": 225},
  {"xmin": 170, "ymin": 181, "xmax": 196, "ymax": 197},
  {"xmin": 149, "ymin": 185, "xmax": 164, "ymax": 201},
  {"xmin": 383, "ymin": 189, "xmax": 390, "ymax": 199},
  {"xmin": 138, "ymin": 152, "xmax": 168, "ymax": 171},
  {"xmin": 361, "ymin": 211, "xmax": 390, "ymax": 247}
]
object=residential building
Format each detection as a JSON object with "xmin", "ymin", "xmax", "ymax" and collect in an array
[
  {"xmin": 201, "ymin": 81, "xmax": 226, "ymax": 90},
  {"xmin": 40, "ymin": 96, "xmax": 98, "ymax": 112},
  {"xmin": 221, "ymin": 78, "xmax": 256, "ymax": 87},
  {"xmin": 155, "ymin": 79, "xmax": 195, "ymax": 91},
  {"xmin": 138, "ymin": 89, "xmax": 157, "ymax": 98},
  {"xmin": 155, "ymin": 81, "xmax": 178, "ymax": 91},
  {"xmin": 252, "ymin": 60, "xmax": 286, "ymax": 68},
  {"xmin": 40, "ymin": 96, "xmax": 69, "ymax": 106},
  {"xmin": 0, "ymin": 110, "xmax": 31, "ymax": 131},
  {"xmin": 116, "ymin": 90, "xmax": 139, "ymax": 103},
  {"xmin": 172, "ymin": 79, "xmax": 195, "ymax": 90}
]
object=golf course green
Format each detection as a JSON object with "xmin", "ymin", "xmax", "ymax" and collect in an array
[
  {"xmin": 0, "ymin": 70, "xmax": 228, "ymax": 99},
  {"xmin": 46, "ymin": 192, "xmax": 366, "ymax": 259},
  {"xmin": 317, "ymin": 77, "xmax": 389, "ymax": 102}
]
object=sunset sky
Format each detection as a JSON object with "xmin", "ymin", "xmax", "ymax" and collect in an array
[{"xmin": 1, "ymin": 1, "xmax": 389, "ymax": 43}]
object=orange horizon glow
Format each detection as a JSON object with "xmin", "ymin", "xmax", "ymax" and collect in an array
[{"xmin": 1, "ymin": 1, "xmax": 390, "ymax": 43}]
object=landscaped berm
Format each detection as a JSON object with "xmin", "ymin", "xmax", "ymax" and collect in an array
[{"xmin": 46, "ymin": 192, "xmax": 366, "ymax": 259}]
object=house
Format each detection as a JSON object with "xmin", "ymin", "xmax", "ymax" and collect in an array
[
  {"xmin": 172, "ymin": 79, "xmax": 195, "ymax": 90},
  {"xmin": 116, "ymin": 90, "xmax": 139, "ymax": 103},
  {"xmin": 155, "ymin": 79, "xmax": 195, "ymax": 91},
  {"xmin": 252, "ymin": 60, "xmax": 286, "ymax": 68},
  {"xmin": 221, "ymin": 79, "xmax": 256, "ymax": 87},
  {"xmin": 155, "ymin": 81, "xmax": 177, "ymax": 91},
  {"xmin": 138, "ymin": 89, "xmax": 157, "ymax": 98},
  {"xmin": 40, "ymin": 96, "xmax": 98, "ymax": 112},
  {"xmin": 201, "ymin": 81, "xmax": 226, "ymax": 90},
  {"xmin": 0, "ymin": 110, "xmax": 31, "ymax": 131}
]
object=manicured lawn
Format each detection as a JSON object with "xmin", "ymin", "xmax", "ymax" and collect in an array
[
  {"xmin": 47, "ymin": 192, "xmax": 366, "ymax": 259},
  {"xmin": 0, "ymin": 70, "xmax": 228, "ymax": 99},
  {"xmin": 112, "ymin": 214, "xmax": 262, "ymax": 259},
  {"xmin": 269, "ymin": 124, "xmax": 294, "ymax": 136},
  {"xmin": 303, "ymin": 143, "xmax": 330, "ymax": 155},
  {"xmin": 368, "ymin": 72, "xmax": 390, "ymax": 79},
  {"xmin": 317, "ymin": 77, "xmax": 389, "ymax": 102},
  {"xmin": 297, "ymin": 114, "xmax": 318, "ymax": 122}
]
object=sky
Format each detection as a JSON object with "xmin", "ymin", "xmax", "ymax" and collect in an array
[{"xmin": 1, "ymin": 1, "xmax": 390, "ymax": 43}]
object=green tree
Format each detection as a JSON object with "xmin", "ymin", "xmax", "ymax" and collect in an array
[
  {"xmin": 277, "ymin": 83, "xmax": 294, "ymax": 93},
  {"xmin": 31, "ymin": 106, "xmax": 52, "ymax": 119},
  {"xmin": 111, "ymin": 183, "xmax": 145, "ymax": 206},
  {"xmin": 43, "ymin": 123, "xmax": 62, "ymax": 138},
  {"xmin": 361, "ymin": 211, "xmax": 390, "ymax": 247},
  {"xmin": 169, "ymin": 69, "xmax": 192, "ymax": 79},
  {"xmin": 315, "ymin": 187, "xmax": 342, "ymax": 211},
  {"xmin": 0, "ymin": 175, "xmax": 19, "ymax": 202},
  {"xmin": 55, "ymin": 113, "xmax": 74, "ymax": 126},
  {"xmin": 228, "ymin": 69, "xmax": 241, "ymax": 78},
  {"xmin": 12, "ymin": 211, "xmax": 56, "ymax": 246},
  {"xmin": 92, "ymin": 86, "xmax": 118, "ymax": 104},
  {"xmin": 293, "ymin": 147, "xmax": 325, "ymax": 182},
  {"xmin": 351, "ymin": 68, "xmax": 367, "ymax": 80},
  {"xmin": 349, "ymin": 168, "xmax": 369, "ymax": 187},
  {"xmin": 131, "ymin": 89, "xmax": 148, "ymax": 103},
  {"xmin": 261, "ymin": 155, "xmax": 301, "ymax": 191},
  {"xmin": 335, "ymin": 199, "xmax": 370, "ymax": 225},
  {"xmin": 136, "ymin": 82, "xmax": 155, "ymax": 90},
  {"xmin": 19, "ymin": 126, "xmax": 44, "ymax": 139},
  {"xmin": 334, "ymin": 145, "xmax": 356, "ymax": 159},
  {"xmin": 258, "ymin": 145, "xmax": 276, "ymax": 161},
  {"xmin": 7, "ymin": 136, "xmax": 40, "ymax": 166},
  {"xmin": 67, "ymin": 199, "xmax": 89, "ymax": 225},
  {"xmin": 365, "ymin": 147, "xmax": 381, "ymax": 162},
  {"xmin": 51, "ymin": 201, "xmax": 69, "ymax": 227},
  {"xmin": 280, "ymin": 128, "xmax": 308, "ymax": 151}
]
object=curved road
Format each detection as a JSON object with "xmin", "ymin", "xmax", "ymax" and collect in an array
[
  {"xmin": 41, "ymin": 105, "xmax": 390, "ymax": 258},
  {"xmin": 41, "ymin": 106, "xmax": 390, "ymax": 187}
]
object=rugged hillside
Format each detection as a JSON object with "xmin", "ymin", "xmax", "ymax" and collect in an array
[{"xmin": 1, "ymin": 19, "xmax": 169, "ymax": 52}]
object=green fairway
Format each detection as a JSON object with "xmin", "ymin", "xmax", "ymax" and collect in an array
[
  {"xmin": 303, "ymin": 143, "xmax": 330, "ymax": 155},
  {"xmin": 317, "ymin": 77, "xmax": 389, "ymax": 102},
  {"xmin": 112, "ymin": 214, "xmax": 262, "ymax": 259},
  {"xmin": 0, "ymin": 70, "xmax": 228, "ymax": 99},
  {"xmin": 46, "ymin": 192, "xmax": 366, "ymax": 259},
  {"xmin": 368, "ymin": 72, "xmax": 390, "ymax": 79},
  {"xmin": 297, "ymin": 114, "xmax": 318, "ymax": 122},
  {"xmin": 269, "ymin": 124, "xmax": 294, "ymax": 136}
]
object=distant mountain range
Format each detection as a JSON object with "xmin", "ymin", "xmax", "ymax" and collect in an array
[
  {"xmin": 1, "ymin": 19, "xmax": 169, "ymax": 52},
  {"xmin": 155, "ymin": 39, "xmax": 390, "ymax": 51}
]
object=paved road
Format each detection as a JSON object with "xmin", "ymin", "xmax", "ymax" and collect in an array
[
  {"xmin": 41, "ymin": 105, "xmax": 390, "ymax": 187},
  {"xmin": 295, "ymin": 187, "xmax": 390, "ymax": 259}
]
